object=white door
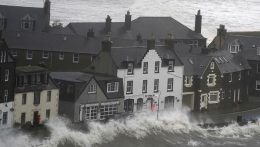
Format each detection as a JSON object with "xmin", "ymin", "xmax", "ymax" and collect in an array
[{"xmin": 200, "ymin": 94, "xmax": 208, "ymax": 110}]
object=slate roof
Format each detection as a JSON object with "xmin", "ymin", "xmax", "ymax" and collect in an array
[
  {"xmin": 110, "ymin": 45, "xmax": 183, "ymax": 68},
  {"xmin": 67, "ymin": 17, "xmax": 205, "ymax": 40},
  {"xmin": 50, "ymin": 72, "xmax": 124, "ymax": 100},
  {"xmin": 175, "ymin": 43, "xmax": 250, "ymax": 76},
  {"xmin": 2, "ymin": 31, "xmax": 102, "ymax": 54},
  {"xmin": 0, "ymin": 5, "xmax": 47, "ymax": 32},
  {"xmin": 16, "ymin": 65, "xmax": 47, "ymax": 73}
]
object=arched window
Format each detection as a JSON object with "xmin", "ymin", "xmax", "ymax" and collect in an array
[{"xmin": 21, "ymin": 14, "xmax": 35, "ymax": 30}]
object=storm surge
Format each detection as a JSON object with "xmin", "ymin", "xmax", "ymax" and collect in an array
[{"xmin": 1, "ymin": 109, "xmax": 260, "ymax": 147}]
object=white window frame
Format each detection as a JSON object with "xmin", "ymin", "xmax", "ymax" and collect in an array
[
  {"xmin": 184, "ymin": 76, "xmax": 193, "ymax": 87},
  {"xmin": 167, "ymin": 78, "xmax": 173, "ymax": 91},
  {"xmin": 168, "ymin": 60, "xmax": 174, "ymax": 72},
  {"xmin": 73, "ymin": 53, "xmax": 79, "ymax": 63},
  {"xmin": 229, "ymin": 44, "xmax": 240, "ymax": 53},
  {"xmin": 4, "ymin": 69, "xmax": 9, "ymax": 82},
  {"xmin": 208, "ymin": 91, "xmax": 220, "ymax": 104},
  {"xmin": 26, "ymin": 50, "xmax": 32, "ymax": 60},
  {"xmin": 107, "ymin": 82, "xmax": 119, "ymax": 93},
  {"xmin": 59, "ymin": 52, "xmax": 64, "ymax": 60},
  {"xmin": 127, "ymin": 63, "xmax": 134, "ymax": 75},
  {"xmin": 154, "ymin": 79, "xmax": 159, "ymax": 93},
  {"xmin": 142, "ymin": 80, "xmax": 147, "ymax": 93},
  {"xmin": 154, "ymin": 61, "xmax": 160, "ymax": 73},
  {"xmin": 4, "ymin": 89, "xmax": 8, "ymax": 102},
  {"xmin": 210, "ymin": 62, "xmax": 215, "ymax": 70},
  {"xmin": 238, "ymin": 72, "xmax": 241, "ymax": 80},
  {"xmin": 229, "ymin": 73, "xmax": 232, "ymax": 82},
  {"xmin": 207, "ymin": 74, "xmax": 216, "ymax": 87},
  {"xmin": 88, "ymin": 84, "xmax": 97, "ymax": 94},
  {"xmin": 256, "ymin": 80, "xmax": 260, "ymax": 90},
  {"xmin": 143, "ymin": 62, "xmax": 148, "ymax": 74},
  {"xmin": 42, "ymin": 50, "xmax": 49, "ymax": 59},
  {"xmin": 126, "ymin": 81, "xmax": 133, "ymax": 94}
]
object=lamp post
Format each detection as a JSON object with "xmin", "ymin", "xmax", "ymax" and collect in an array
[{"xmin": 157, "ymin": 91, "xmax": 161, "ymax": 120}]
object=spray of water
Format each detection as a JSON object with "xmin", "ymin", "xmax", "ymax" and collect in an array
[{"xmin": 1, "ymin": 109, "xmax": 260, "ymax": 147}]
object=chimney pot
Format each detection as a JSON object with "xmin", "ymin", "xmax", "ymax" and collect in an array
[
  {"xmin": 125, "ymin": 11, "xmax": 132, "ymax": 30},
  {"xmin": 195, "ymin": 10, "xmax": 202, "ymax": 34}
]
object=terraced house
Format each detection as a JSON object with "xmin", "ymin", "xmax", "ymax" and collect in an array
[
  {"xmin": 50, "ymin": 72, "xmax": 124, "ymax": 122},
  {"xmin": 85, "ymin": 38, "xmax": 184, "ymax": 113},
  {"xmin": 175, "ymin": 44, "xmax": 251, "ymax": 111},
  {"xmin": 210, "ymin": 25, "xmax": 260, "ymax": 97},
  {"xmin": 13, "ymin": 66, "xmax": 59, "ymax": 126},
  {"xmin": 0, "ymin": 38, "xmax": 15, "ymax": 128}
]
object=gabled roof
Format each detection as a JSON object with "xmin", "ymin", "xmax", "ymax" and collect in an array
[
  {"xmin": 2, "ymin": 31, "xmax": 102, "ymax": 54},
  {"xmin": 0, "ymin": 5, "xmax": 47, "ymax": 31},
  {"xmin": 50, "ymin": 72, "xmax": 124, "ymax": 101},
  {"xmin": 66, "ymin": 16, "xmax": 205, "ymax": 41},
  {"xmin": 175, "ymin": 44, "xmax": 250, "ymax": 76}
]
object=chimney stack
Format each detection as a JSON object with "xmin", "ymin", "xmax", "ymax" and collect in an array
[
  {"xmin": 102, "ymin": 35, "xmax": 112, "ymax": 52},
  {"xmin": 105, "ymin": 15, "xmax": 112, "ymax": 33},
  {"xmin": 165, "ymin": 33, "xmax": 175, "ymax": 48},
  {"xmin": 44, "ymin": 0, "xmax": 51, "ymax": 31},
  {"xmin": 125, "ymin": 11, "xmax": 132, "ymax": 30},
  {"xmin": 195, "ymin": 10, "xmax": 202, "ymax": 34},
  {"xmin": 147, "ymin": 35, "xmax": 155, "ymax": 50},
  {"xmin": 217, "ymin": 24, "xmax": 227, "ymax": 37},
  {"xmin": 87, "ymin": 28, "xmax": 95, "ymax": 38}
]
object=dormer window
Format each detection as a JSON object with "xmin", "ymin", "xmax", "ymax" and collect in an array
[
  {"xmin": 210, "ymin": 62, "xmax": 215, "ymax": 70},
  {"xmin": 168, "ymin": 60, "xmax": 175, "ymax": 72},
  {"xmin": 127, "ymin": 63, "xmax": 134, "ymax": 75},
  {"xmin": 229, "ymin": 40, "xmax": 241, "ymax": 54},
  {"xmin": 88, "ymin": 84, "xmax": 97, "ymax": 93},
  {"xmin": 21, "ymin": 14, "xmax": 35, "ymax": 30},
  {"xmin": 107, "ymin": 82, "xmax": 119, "ymax": 93},
  {"xmin": 73, "ymin": 53, "xmax": 79, "ymax": 63},
  {"xmin": 42, "ymin": 50, "xmax": 49, "ymax": 59}
]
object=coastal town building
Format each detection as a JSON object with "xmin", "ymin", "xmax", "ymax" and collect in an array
[
  {"xmin": 50, "ymin": 72, "xmax": 124, "ymax": 122},
  {"xmin": 13, "ymin": 66, "xmax": 59, "ymax": 126},
  {"xmin": 0, "ymin": 0, "xmax": 50, "ymax": 32},
  {"xmin": 0, "ymin": 37, "xmax": 15, "ymax": 128},
  {"xmin": 175, "ymin": 44, "xmax": 251, "ymax": 111},
  {"xmin": 210, "ymin": 25, "xmax": 260, "ymax": 97},
  {"xmin": 85, "ymin": 38, "xmax": 184, "ymax": 112}
]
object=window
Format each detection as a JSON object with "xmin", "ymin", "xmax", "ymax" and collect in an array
[
  {"xmin": 34, "ymin": 91, "xmax": 40, "ymax": 105},
  {"xmin": 22, "ymin": 94, "xmax": 27, "ymax": 105},
  {"xmin": 256, "ymin": 80, "xmax": 260, "ymax": 90},
  {"xmin": 4, "ymin": 90, "xmax": 8, "ymax": 102},
  {"xmin": 167, "ymin": 78, "xmax": 173, "ymax": 92},
  {"xmin": 46, "ymin": 109, "xmax": 50, "ymax": 120},
  {"xmin": 143, "ymin": 62, "xmax": 148, "ymax": 74},
  {"xmin": 229, "ymin": 73, "xmax": 232, "ymax": 82},
  {"xmin": 4, "ymin": 69, "xmax": 9, "ymax": 82},
  {"xmin": 207, "ymin": 74, "xmax": 216, "ymax": 87},
  {"xmin": 126, "ymin": 81, "xmax": 133, "ymax": 94},
  {"xmin": 142, "ymin": 80, "xmax": 147, "ymax": 93},
  {"xmin": 229, "ymin": 44, "xmax": 240, "ymax": 53},
  {"xmin": 208, "ymin": 91, "xmax": 220, "ymax": 104},
  {"xmin": 59, "ymin": 52, "xmax": 64, "ymax": 60},
  {"xmin": 184, "ymin": 76, "xmax": 193, "ymax": 87},
  {"xmin": 85, "ymin": 106, "xmax": 98, "ymax": 120},
  {"xmin": 257, "ymin": 64, "xmax": 260, "ymax": 73},
  {"xmin": 100, "ymin": 104, "xmax": 118, "ymax": 120},
  {"xmin": 88, "ymin": 84, "xmax": 97, "ymax": 93},
  {"xmin": 26, "ymin": 50, "xmax": 33, "ymax": 60},
  {"xmin": 257, "ymin": 47, "xmax": 260, "ymax": 56},
  {"xmin": 21, "ymin": 113, "xmax": 26, "ymax": 125},
  {"xmin": 154, "ymin": 79, "xmax": 159, "ymax": 93},
  {"xmin": 73, "ymin": 53, "xmax": 79, "ymax": 63},
  {"xmin": 107, "ymin": 82, "xmax": 119, "ymax": 93},
  {"xmin": 47, "ymin": 91, "xmax": 51, "ymax": 102},
  {"xmin": 168, "ymin": 60, "xmax": 174, "ymax": 72},
  {"xmin": 127, "ymin": 63, "xmax": 134, "ymax": 75},
  {"xmin": 210, "ymin": 62, "xmax": 215, "ymax": 70},
  {"xmin": 2, "ymin": 112, "xmax": 8, "ymax": 125},
  {"xmin": 42, "ymin": 51, "xmax": 49, "ymax": 59},
  {"xmin": 155, "ymin": 61, "xmax": 160, "ymax": 73},
  {"xmin": 22, "ymin": 20, "xmax": 31, "ymax": 29},
  {"xmin": 238, "ymin": 72, "xmax": 241, "ymax": 80}
]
